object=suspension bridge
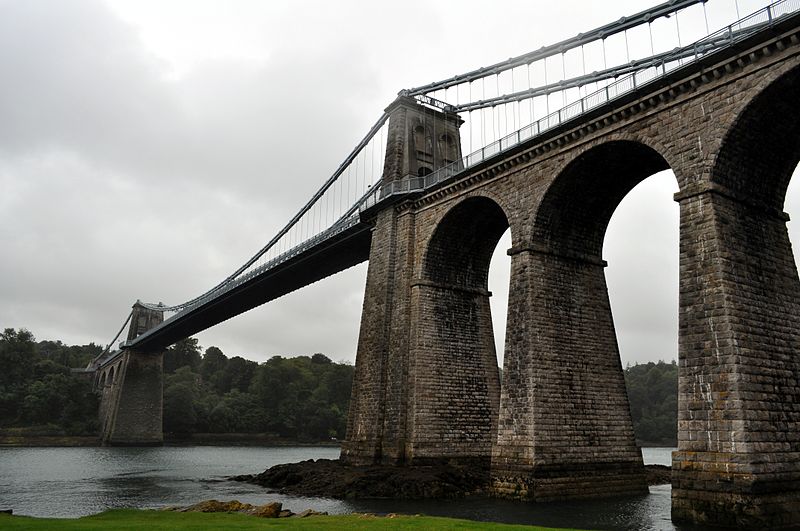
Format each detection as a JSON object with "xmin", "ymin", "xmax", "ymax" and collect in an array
[{"xmin": 92, "ymin": 0, "xmax": 800, "ymax": 527}]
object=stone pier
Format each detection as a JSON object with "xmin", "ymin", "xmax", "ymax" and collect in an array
[{"xmin": 98, "ymin": 302, "xmax": 165, "ymax": 446}]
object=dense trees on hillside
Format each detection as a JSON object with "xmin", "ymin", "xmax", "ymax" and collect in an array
[
  {"xmin": 0, "ymin": 328, "xmax": 677, "ymax": 445},
  {"xmin": 161, "ymin": 339, "xmax": 353, "ymax": 440},
  {"xmin": 624, "ymin": 360, "xmax": 678, "ymax": 445},
  {"xmin": 0, "ymin": 328, "xmax": 100, "ymax": 434},
  {"xmin": 0, "ymin": 328, "xmax": 354, "ymax": 441}
]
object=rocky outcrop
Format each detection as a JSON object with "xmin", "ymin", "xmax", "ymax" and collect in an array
[
  {"xmin": 163, "ymin": 499, "xmax": 326, "ymax": 518},
  {"xmin": 233, "ymin": 459, "xmax": 672, "ymax": 500},
  {"xmin": 233, "ymin": 458, "xmax": 492, "ymax": 499}
]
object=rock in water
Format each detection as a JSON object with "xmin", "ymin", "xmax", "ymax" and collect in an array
[{"xmin": 237, "ymin": 458, "xmax": 491, "ymax": 499}]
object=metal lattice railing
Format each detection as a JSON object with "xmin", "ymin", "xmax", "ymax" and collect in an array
[{"xmin": 362, "ymin": 0, "xmax": 800, "ymax": 211}]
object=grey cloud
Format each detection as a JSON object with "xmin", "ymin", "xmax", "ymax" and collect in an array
[{"xmin": 2, "ymin": 0, "xmax": 797, "ymax": 371}]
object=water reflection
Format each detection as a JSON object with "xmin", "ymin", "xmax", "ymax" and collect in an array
[{"xmin": 0, "ymin": 446, "xmax": 718, "ymax": 530}]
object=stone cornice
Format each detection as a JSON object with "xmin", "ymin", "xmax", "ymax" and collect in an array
[
  {"xmin": 508, "ymin": 244, "xmax": 608, "ymax": 268},
  {"xmin": 674, "ymin": 181, "xmax": 791, "ymax": 221}
]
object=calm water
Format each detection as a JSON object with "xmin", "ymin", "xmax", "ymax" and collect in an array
[{"xmin": 0, "ymin": 446, "xmax": 713, "ymax": 530}]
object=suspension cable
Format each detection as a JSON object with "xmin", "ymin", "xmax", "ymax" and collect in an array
[
  {"xmin": 448, "ymin": 25, "xmax": 757, "ymax": 114},
  {"xmin": 141, "ymin": 112, "xmax": 389, "ymax": 312},
  {"xmin": 406, "ymin": 0, "xmax": 706, "ymax": 96},
  {"xmin": 95, "ymin": 310, "xmax": 133, "ymax": 362}
]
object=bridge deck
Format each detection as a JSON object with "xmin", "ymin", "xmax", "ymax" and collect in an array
[{"xmin": 127, "ymin": 220, "xmax": 372, "ymax": 352}]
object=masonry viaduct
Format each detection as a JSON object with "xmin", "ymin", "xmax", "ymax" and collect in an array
[
  {"xmin": 340, "ymin": 19, "xmax": 800, "ymax": 528},
  {"xmin": 94, "ymin": 12, "xmax": 800, "ymax": 529}
]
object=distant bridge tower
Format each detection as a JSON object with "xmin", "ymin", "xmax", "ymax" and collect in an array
[{"xmin": 97, "ymin": 302, "xmax": 165, "ymax": 446}]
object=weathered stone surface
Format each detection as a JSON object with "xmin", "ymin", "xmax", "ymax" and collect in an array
[
  {"xmin": 98, "ymin": 303, "xmax": 165, "ymax": 446},
  {"xmin": 343, "ymin": 20, "xmax": 800, "ymax": 528}
]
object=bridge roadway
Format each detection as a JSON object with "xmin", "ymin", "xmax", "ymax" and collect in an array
[
  {"xmin": 127, "ymin": 220, "xmax": 371, "ymax": 352},
  {"xmin": 123, "ymin": 6, "xmax": 800, "ymax": 355}
]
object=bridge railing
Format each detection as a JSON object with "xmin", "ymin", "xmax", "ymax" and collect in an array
[{"xmin": 363, "ymin": 0, "xmax": 799, "ymax": 210}]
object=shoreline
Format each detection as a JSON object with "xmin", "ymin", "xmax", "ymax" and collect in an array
[
  {"xmin": 0, "ymin": 508, "xmax": 570, "ymax": 530},
  {"xmin": 0, "ymin": 434, "xmax": 341, "ymax": 448},
  {"xmin": 0, "ymin": 433, "xmax": 674, "ymax": 450}
]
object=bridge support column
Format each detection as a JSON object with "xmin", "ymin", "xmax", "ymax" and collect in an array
[
  {"xmin": 404, "ymin": 280, "xmax": 500, "ymax": 465},
  {"xmin": 672, "ymin": 188, "xmax": 800, "ymax": 528},
  {"xmin": 341, "ymin": 207, "xmax": 415, "ymax": 464},
  {"xmin": 491, "ymin": 246, "xmax": 646, "ymax": 500},
  {"xmin": 100, "ymin": 350, "xmax": 164, "ymax": 446},
  {"xmin": 342, "ymin": 94, "xmax": 468, "ymax": 465},
  {"xmin": 100, "ymin": 302, "xmax": 165, "ymax": 446}
]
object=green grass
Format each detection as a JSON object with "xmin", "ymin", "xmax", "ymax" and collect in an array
[{"xmin": 0, "ymin": 509, "xmax": 579, "ymax": 530}]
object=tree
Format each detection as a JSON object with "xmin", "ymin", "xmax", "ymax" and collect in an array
[
  {"xmin": 0, "ymin": 328, "xmax": 356, "ymax": 441},
  {"xmin": 163, "ymin": 381, "xmax": 197, "ymax": 434},
  {"xmin": 624, "ymin": 360, "xmax": 678, "ymax": 445},
  {"xmin": 20, "ymin": 373, "xmax": 97, "ymax": 433},
  {"xmin": 164, "ymin": 338, "xmax": 202, "ymax": 374},
  {"xmin": 200, "ymin": 346, "xmax": 228, "ymax": 394},
  {"xmin": 0, "ymin": 328, "xmax": 37, "ymax": 388},
  {"xmin": 219, "ymin": 356, "xmax": 257, "ymax": 393},
  {"xmin": 311, "ymin": 353, "xmax": 331, "ymax": 365}
]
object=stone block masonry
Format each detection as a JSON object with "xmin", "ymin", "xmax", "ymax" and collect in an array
[
  {"xmin": 344, "ymin": 19, "xmax": 800, "ymax": 528},
  {"xmin": 98, "ymin": 302, "xmax": 165, "ymax": 446}
]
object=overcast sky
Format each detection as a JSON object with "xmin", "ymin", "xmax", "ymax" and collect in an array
[{"xmin": 1, "ymin": 0, "xmax": 794, "ymax": 367}]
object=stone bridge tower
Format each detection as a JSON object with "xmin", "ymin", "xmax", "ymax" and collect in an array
[
  {"xmin": 97, "ymin": 301, "xmax": 165, "ymax": 445},
  {"xmin": 342, "ymin": 96, "xmax": 646, "ymax": 499},
  {"xmin": 341, "ymin": 94, "xmax": 504, "ymax": 467}
]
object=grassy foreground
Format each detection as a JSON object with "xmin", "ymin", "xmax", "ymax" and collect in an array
[{"xmin": 0, "ymin": 509, "xmax": 577, "ymax": 530}]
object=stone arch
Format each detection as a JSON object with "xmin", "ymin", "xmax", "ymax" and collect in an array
[
  {"xmin": 533, "ymin": 140, "xmax": 672, "ymax": 260},
  {"xmin": 712, "ymin": 63, "xmax": 800, "ymax": 210},
  {"xmin": 99, "ymin": 371, "xmax": 107, "ymax": 389},
  {"xmin": 492, "ymin": 140, "xmax": 673, "ymax": 499},
  {"xmin": 423, "ymin": 196, "xmax": 511, "ymax": 290},
  {"xmin": 407, "ymin": 196, "xmax": 510, "ymax": 465},
  {"xmin": 108, "ymin": 366, "xmax": 115, "ymax": 385}
]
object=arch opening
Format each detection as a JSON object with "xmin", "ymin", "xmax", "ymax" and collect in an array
[
  {"xmin": 533, "ymin": 140, "xmax": 671, "ymax": 259},
  {"xmin": 409, "ymin": 196, "xmax": 511, "ymax": 464},
  {"xmin": 604, "ymin": 170, "xmax": 679, "ymax": 447},
  {"xmin": 423, "ymin": 197, "xmax": 510, "ymax": 289},
  {"xmin": 492, "ymin": 140, "xmax": 674, "ymax": 496},
  {"xmin": 712, "ymin": 65, "xmax": 800, "ymax": 210}
]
